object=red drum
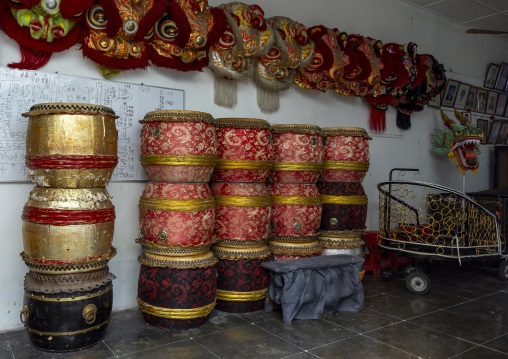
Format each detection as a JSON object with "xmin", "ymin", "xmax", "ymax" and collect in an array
[
  {"xmin": 212, "ymin": 118, "xmax": 273, "ymax": 182},
  {"xmin": 321, "ymin": 127, "xmax": 371, "ymax": 182},
  {"xmin": 212, "ymin": 240, "xmax": 270, "ymax": 313},
  {"xmin": 140, "ymin": 111, "xmax": 217, "ymax": 183},
  {"xmin": 211, "ymin": 182, "xmax": 271, "ymax": 241},
  {"xmin": 138, "ymin": 183, "xmax": 215, "ymax": 249},
  {"xmin": 267, "ymin": 240, "xmax": 323, "ymax": 257},
  {"xmin": 137, "ymin": 253, "xmax": 217, "ymax": 330},
  {"xmin": 269, "ymin": 124, "xmax": 323, "ymax": 183},
  {"xmin": 21, "ymin": 187, "xmax": 116, "ymax": 274},
  {"xmin": 317, "ymin": 181, "xmax": 368, "ymax": 236},
  {"xmin": 267, "ymin": 183, "xmax": 322, "ymax": 240}
]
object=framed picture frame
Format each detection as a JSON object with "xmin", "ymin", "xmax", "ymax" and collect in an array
[
  {"xmin": 477, "ymin": 88, "xmax": 488, "ymax": 113},
  {"xmin": 495, "ymin": 62, "xmax": 508, "ymax": 91},
  {"xmin": 485, "ymin": 63, "xmax": 500, "ymax": 89},
  {"xmin": 465, "ymin": 86, "xmax": 478, "ymax": 111},
  {"xmin": 427, "ymin": 92, "xmax": 441, "ymax": 108},
  {"xmin": 488, "ymin": 120, "xmax": 502, "ymax": 144},
  {"xmin": 442, "ymin": 80, "xmax": 460, "ymax": 107},
  {"xmin": 496, "ymin": 122, "xmax": 508, "ymax": 144},
  {"xmin": 486, "ymin": 91, "xmax": 499, "ymax": 115},
  {"xmin": 496, "ymin": 92, "xmax": 508, "ymax": 116},
  {"xmin": 454, "ymin": 83, "xmax": 471, "ymax": 110},
  {"xmin": 477, "ymin": 118, "xmax": 489, "ymax": 143}
]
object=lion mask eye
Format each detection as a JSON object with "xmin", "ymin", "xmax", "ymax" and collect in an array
[{"xmin": 87, "ymin": 4, "xmax": 108, "ymax": 30}]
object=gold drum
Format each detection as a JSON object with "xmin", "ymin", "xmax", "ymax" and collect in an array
[
  {"xmin": 21, "ymin": 187, "xmax": 115, "ymax": 272},
  {"xmin": 24, "ymin": 103, "xmax": 118, "ymax": 188}
]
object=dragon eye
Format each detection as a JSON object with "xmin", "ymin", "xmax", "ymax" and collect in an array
[
  {"xmin": 156, "ymin": 15, "xmax": 178, "ymax": 41},
  {"xmin": 454, "ymin": 130, "xmax": 463, "ymax": 137},
  {"xmin": 87, "ymin": 4, "xmax": 108, "ymax": 30}
]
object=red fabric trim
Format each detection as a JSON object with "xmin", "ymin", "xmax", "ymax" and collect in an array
[
  {"xmin": 342, "ymin": 48, "xmax": 359, "ymax": 78},
  {"xmin": 22, "ymin": 206, "xmax": 116, "ymax": 226},
  {"xmin": 3, "ymin": 0, "xmax": 31, "ymax": 9},
  {"xmin": 350, "ymin": 49, "xmax": 371, "ymax": 82},
  {"xmin": 134, "ymin": 0, "xmax": 167, "ymax": 42},
  {"xmin": 149, "ymin": 46, "xmax": 207, "ymax": 71},
  {"xmin": 411, "ymin": 58, "xmax": 427, "ymax": 88},
  {"xmin": 81, "ymin": 36, "xmax": 150, "ymax": 70},
  {"xmin": 60, "ymin": 0, "xmax": 95, "ymax": 20},
  {"xmin": 0, "ymin": 5, "xmax": 80, "ymax": 52},
  {"xmin": 167, "ymin": 1, "xmax": 192, "ymax": 49},
  {"xmin": 99, "ymin": 0, "xmax": 123, "ymax": 38},
  {"xmin": 8, "ymin": 46, "xmax": 52, "ymax": 70},
  {"xmin": 311, "ymin": 38, "xmax": 334, "ymax": 73},
  {"xmin": 378, "ymin": 52, "xmax": 394, "ymax": 80},
  {"xmin": 208, "ymin": 7, "xmax": 228, "ymax": 51},
  {"xmin": 307, "ymin": 25, "xmax": 327, "ymax": 40},
  {"xmin": 25, "ymin": 155, "xmax": 119, "ymax": 169}
]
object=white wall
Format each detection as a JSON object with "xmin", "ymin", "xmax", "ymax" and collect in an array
[{"xmin": 0, "ymin": 0, "xmax": 505, "ymax": 331}]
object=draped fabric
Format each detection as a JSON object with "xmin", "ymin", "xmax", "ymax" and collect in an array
[{"xmin": 261, "ymin": 254, "xmax": 364, "ymax": 323}]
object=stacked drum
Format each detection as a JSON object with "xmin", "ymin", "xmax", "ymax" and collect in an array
[
  {"xmin": 137, "ymin": 111, "xmax": 218, "ymax": 329},
  {"xmin": 268, "ymin": 125, "xmax": 324, "ymax": 260},
  {"xmin": 318, "ymin": 127, "xmax": 371, "ymax": 279},
  {"xmin": 20, "ymin": 103, "xmax": 118, "ymax": 352},
  {"xmin": 210, "ymin": 119, "xmax": 272, "ymax": 313}
]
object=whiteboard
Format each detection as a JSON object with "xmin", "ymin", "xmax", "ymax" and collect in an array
[{"xmin": 0, "ymin": 66, "xmax": 184, "ymax": 182}]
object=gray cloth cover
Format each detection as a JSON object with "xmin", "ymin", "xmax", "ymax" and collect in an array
[{"xmin": 261, "ymin": 255, "xmax": 364, "ymax": 323}]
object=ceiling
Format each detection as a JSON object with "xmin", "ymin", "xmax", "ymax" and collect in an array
[{"xmin": 400, "ymin": 0, "xmax": 508, "ymax": 41}]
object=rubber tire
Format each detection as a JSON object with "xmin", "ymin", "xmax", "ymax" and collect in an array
[
  {"xmin": 406, "ymin": 271, "xmax": 431, "ymax": 295},
  {"xmin": 498, "ymin": 260, "xmax": 508, "ymax": 281}
]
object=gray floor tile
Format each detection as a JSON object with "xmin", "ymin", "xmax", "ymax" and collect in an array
[
  {"xmin": 445, "ymin": 300, "xmax": 508, "ymax": 328},
  {"xmin": 282, "ymin": 353, "xmax": 320, "ymax": 359},
  {"xmin": 0, "ymin": 333, "xmax": 13, "ymax": 359},
  {"xmin": 121, "ymin": 339, "xmax": 218, "ymax": 359},
  {"xmin": 195, "ymin": 323, "xmax": 302, "ymax": 359},
  {"xmin": 322, "ymin": 307, "xmax": 402, "ymax": 334},
  {"xmin": 182, "ymin": 309, "xmax": 249, "ymax": 338},
  {"xmin": 256, "ymin": 317, "xmax": 355, "ymax": 350},
  {"xmin": 366, "ymin": 321, "xmax": 475, "ymax": 359},
  {"xmin": 408, "ymin": 309, "xmax": 508, "ymax": 344},
  {"xmin": 364, "ymin": 293, "xmax": 439, "ymax": 320},
  {"xmin": 482, "ymin": 333, "xmax": 508, "ymax": 354},
  {"xmin": 449, "ymin": 346, "xmax": 508, "ymax": 358},
  {"xmin": 309, "ymin": 335, "xmax": 418, "ymax": 359},
  {"xmin": 232, "ymin": 308, "xmax": 284, "ymax": 323},
  {"xmin": 387, "ymin": 286, "xmax": 471, "ymax": 308},
  {"xmin": 431, "ymin": 278, "xmax": 500, "ymax": 299}
]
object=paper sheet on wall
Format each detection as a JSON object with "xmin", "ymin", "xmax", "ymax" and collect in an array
[{"xmin": 0, "ymin": 66, "xmax": 184, "ymax": 182}]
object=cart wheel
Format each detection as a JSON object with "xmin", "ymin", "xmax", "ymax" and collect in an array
[
  {"xmin": 498, "ymin": 260, "xmax": 508, "ymax": 281},
  {"xmin": 406, "ymin": 271, "xmax": 431, "ymax": 295},
  {"xmin": 400, "ymin": 263, "xmax": 416, "ymax": 274}
]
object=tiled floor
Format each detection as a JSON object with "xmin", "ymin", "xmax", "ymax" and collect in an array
[{"xmin": 2, "ymin": 262, "xmax": 508, "ymax": 359}]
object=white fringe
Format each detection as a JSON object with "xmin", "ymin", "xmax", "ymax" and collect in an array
[
  {"xmin": 257, "ymin": 86, "xmax": 280, "ymax": 113},
  {"xmin": 214, "ymin": 77, "xmax": 237, "ymax": 108}
]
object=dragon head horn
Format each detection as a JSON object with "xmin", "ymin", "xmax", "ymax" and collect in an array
[
  {"xmin": 454, "ymin": 109, "xmax": 470, "ymax": 125},
  {"xmin": 440, "ymin": 110, "xmax": 455, "ymax": 128}
]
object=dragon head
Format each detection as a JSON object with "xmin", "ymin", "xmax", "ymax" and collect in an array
[{"xmin": 432, "ymin": 110, "xmax": 484, "ymax": 175}]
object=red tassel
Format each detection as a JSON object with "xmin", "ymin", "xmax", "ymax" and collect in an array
[
  {"xmin": 8, "ymin": 46, "xmax": 52, "ymax": 70},
  {"xmin": 370, "ymin": 106, "xmax": 386, "ymax": 133}
]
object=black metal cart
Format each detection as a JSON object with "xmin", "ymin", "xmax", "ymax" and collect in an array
[{"xmin": 372, "ymin": 169, "xmax": 508, "ymax": 294}]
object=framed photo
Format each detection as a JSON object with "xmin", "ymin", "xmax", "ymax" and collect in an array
[
  {"xmin": 486, "ymin": 91, "xmax": 499, "ymax": 115},
  {"xmin": 454, "ymin": 83, "xmax": 471, "ymax": 110},
  {"xmin": 495, "ymin": 62, "xmax": 508, "ymax": 91},
  {"xmin": 441, "ymin": 80, "xmax": 460, "ymax": 107},
  {"xmin": 485, "ymin": 63, "xmax": 500, "ymax": 89},
  {"xmin": 477, "ymin": 118, "xmax": 489, "ymax": 143},
  {"xmin": 464, "ymin": 86, "xmax": 478, "ymax": 111},
  {"xmin": 477, "ymin": 88, "xmax": 488, "ymax": 113},
  {"xmin": 488, "ymin": 120, "xmax": 502, "ymax": 144},
  {"xmin": 428, "ymin": 92, "xmax": 441, "ymax": 108},
  {"xmin": 496, "ymin": 92, "xmax": 508, "ymax": 116},
  {"xmin": 496, "ymin": 122, "xmax": 508, "ymax": 144}
]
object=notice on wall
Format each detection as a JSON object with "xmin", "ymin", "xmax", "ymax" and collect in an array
[{"xmin": 0, "ymin": 66, "xmax": 184, "ymax": 182}]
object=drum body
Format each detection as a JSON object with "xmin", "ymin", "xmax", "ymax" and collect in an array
[
  {"xmin": 22, "ymin": 282, "xmax": 113, "ymax": 352},
  {"xmin": 321, "ymin": 127, "xmax": 371, "ymax": 182},
  {"xmin": 269, "ymin": 254, "xmax": 320, "ymax": 261},
  {"xmin": 138, "ymin": 182, "xmax": 215, "ymax": 248},
  {"xmin": 212, "ymin": 118, "xmax": 272, "ymax": 183},
  {"xmin": 24, "ymin": 103, "xmax": 118, "ymax": 188},
  {"xmin": 268, "ymin": 183, "xmax": 322, "ymax": 239},
  {"xmin": 211, "ymin": 182, "xmax": 271, "ymax": 241},
  {"xmin": 267, "ymin": 240, "xmax": 323, "ymax": 257},
  {"xmin": 137, "ymin": 263, "xmax": 216, "ymax": 330},
  {"xmin": 317, "ymin": 181, "xmax": 367, "ymax": 234},
  {"xmin": 21, "ymin": 187, "xmax": 115, "ymax": 272},
  {"xmin": 269, "ymin": 124, "xmax": 323, "ymax": 183},
  {"xmin": 212, "ymin": 240, "xmax": 270, "ymax": 313},
  {"xmin": 140, "ymin": 111, "xmax": 217, "ymax": 183}
]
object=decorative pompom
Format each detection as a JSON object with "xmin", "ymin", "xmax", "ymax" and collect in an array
[{"xmin": 396, "ymin": 111, "xmax": 411, "ymax": 130}]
